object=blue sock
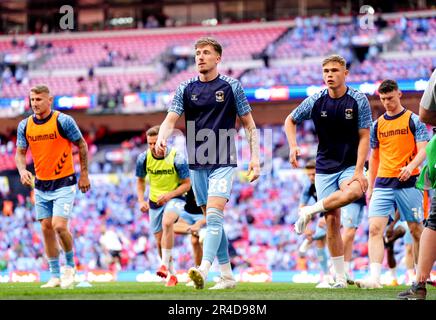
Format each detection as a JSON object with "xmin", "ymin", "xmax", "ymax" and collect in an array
[
  {"xmin": 65, "ymin": 250, "xmax": 75, "ymax": 268},
  {"xmin": 317, "ymin": 248, "xmax": 329, "ymax": 274},
  {"xmin": 203, "ymin": 208, "xmax": 224, "ymax": 264},
  {"xmin": 48, "ymin": 257, "xmax": 61, "ymax": 278},
  {"xmin": 217, "ymin": 229, "xmax": 230, "ymax": 265}
]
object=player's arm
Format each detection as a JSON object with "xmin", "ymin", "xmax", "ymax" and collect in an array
[
  {"xmin": 136, "ymin": 177, "xmax": 149, "ymax": 212},
  {"xmin": 367, "ymin": 120, "xmax": 379, "ymax": 200},
  {"xmin": 60, "ymin": 114, "xmax": 90, "ymax": 193},
  {"xmin": 350, "ymin": 127, "xmax": 370, "ymax": 192},
  {"xmin": 15, "ymin": 147, "xmax": 33, "ymax": 187},
  {"xmin": 156, "ymin": 84, "xmax": 185, "ymax": 153},
  {"xmin": 299, "ymin": 184, "xmax": 311, "ymax": 208},
  {"xmin": 399, "ymin": 116, "xmax": 430, "ymax": 181},
  {"xmin": 239, "ymin": 112, "xmax": 260, "ymax": 182},
  {"xmin": 399, "ymin": 140, "xmax": 428, "ymax": 182},
  {"xmin": 419, "ymin": 108, "xmax": 436, "ymax": 126},
  {"xmin": 156, "ymin": 112, "xmax": 180, "ymax": 154},
  {"xmin": 135, "ymin": 153, "xmax": 149, "ymax": 212},
  {"xmin": 156, "ymin": 177, "xmax": 191, "ymax": 206},
  {"xmin": 418, "ymin": 69, "xmax": 436, "ymax": 125},
  {"xmin": 367, "ymin": 147, "xmax": 379, "ymax": 201},
  {"xmin": 190, "ymin": 216, "xmax": 207, "ymax": 234},
  {"xmin": 284, "ymin": 92, "xmax": 318, "ymax": 168},
  {"xmin": 15, "ymin": 120, "xmax": 33, "ymax": 187},
  {"xmin": 72, "ymin": 137, "xmax": 90, "ymax": 193},
  {"xmin": 348, "ymin": 93, "xmax": 373, "ymax": 193},
  {"xmin": 284, "ymin": 115, "xmax": 299, "ymax": 168}
]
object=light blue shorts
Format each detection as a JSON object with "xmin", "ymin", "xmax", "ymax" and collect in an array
[
  {"xmin": 179, "ymin": 211, "xmax": 204, "ymax": 226},
  {"xmin": 369, "ymin": 187, "xmax": 424, "ymax": 223},
  {"xmin": 34, "ymin": 185, "xmax": 77, "ymax": 220},
  {"xmin": 190, "ymin": 167, "xmax": 235, "ymax": 206},
  {"xmin": 149, "ymin": 198, "xmax": 185, "ymax": 234},
  {"xmin": 341, "ymin": 202, "xmax": 365, "ymax": 228},
  {"xmin": 315, "ymin": 166, "xmax": 355, "ymax": 200}
]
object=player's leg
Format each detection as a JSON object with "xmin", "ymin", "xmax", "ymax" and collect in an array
[
  {"xmin": 35, "ymin": 189, "xmax": 61, "ymax": 288},
  {"xmin": 207, "ymin": 167, "xmax": 236, "ymax": 290},
  {"xmin": 397, "ymin": 188, "xmax": 424, "ymax": 267},
  {"xmin": 385, "ymin": 232, "xmax": 399, "ymax": 286},
  {"xmin": 398, "ymin": 206, "xmax": 436, "ymax": 300},
  {"xmin": 187, "ymin": 169, "xmax": 209, "ymax": 289},
  {"xmin": 356, "ymin": 188, "xmax": 394, "ymax": 288},
  {"xmin": 296, "ymin": 166, "xmax": 364, "ymax": 231},
  {"xmin": 341, "ymin": 202, "xmax": 364, "ymax": 284},
  {"xmin": 161, "ymin": 199, "xmax": 185, "ymax": 286},
  {"xmin": 149, "ymin": 205, "xmax": 165, "ymax": 277},
  {"xmin": 405, "ymin": 238, "xmax": 415, "ymax": 285},
  {"xmin": 385, "ymin": 221, "xmax": 406, "ymax": 286},
  {"xmin": 314, "ymin": 236, "xmax": 331, "ymax": 288},
  {"xmin": 52, "ymin": 185, "xmax": 78, "ymax": 289},
  {"xmin": 324, "ymin": 208, "xmax": 347, "ymax": 287},
  {"xmin": 311, "ymin": 218, "xmax": 329, "ymax": 285}
]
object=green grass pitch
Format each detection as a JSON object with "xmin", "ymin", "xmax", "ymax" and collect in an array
[{"xmin": 0, "ymin": 282, "xmax": 434, "ymax": 300}]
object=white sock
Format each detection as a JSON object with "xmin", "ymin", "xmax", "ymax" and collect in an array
[
  {"xmin": 389, "ymin": 267, "xmax": 397, "ymax": 280},
  {"xmin": 369, "ymin": 263, "xmax": 382, "ymax": 282},
  {"xmin": 169, "ymin": 259, "xmax": 176, "ymax": 275},
  {"xmin": 407, "ymin": 268, "xmax": 415, "ymax": 277},
  {"xmin": 220, "ymin": 262, "xmax": 233, "ymax": 279},
  {"xmin": 306, "ymin": 200, "xmax": 327, "ymax": 215},
  {"xmin": 199, "ymin": 260, "xmax": 212, "ymax": 276},
  {"xmin": 162, "ymin": 249, "xmax": 172, "ymax": 268},
  {"xmin": 344, "ymin": 261, "xmax": 351, "ymax": 275},
  {"xmin": 331, "ymin": 255, "xmax": 345, "ymax": 281}
]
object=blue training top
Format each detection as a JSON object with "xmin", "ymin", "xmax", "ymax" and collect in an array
[
  {"xmin": 169, "ymin": 74, "xmax": 252, "ymax": 170},
  {"xmin": 291, "ymin": 87, "xmax": 372, "ymax": 174}
]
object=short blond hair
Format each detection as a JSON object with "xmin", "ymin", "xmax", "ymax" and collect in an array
[
  {"xmin": 30, "ymin": 85, "xmax": 50, "ymax": 94},
  {"xmin": 146, "ymin": 125, "xmax": 160, "ymax": 137},
  {"xmin": 322, "ymin": 55, "xmax": 347, "ymax": 67},
  {"xmin": 195, "ymin": 37, "xmax": 222, "ymax": 56}
]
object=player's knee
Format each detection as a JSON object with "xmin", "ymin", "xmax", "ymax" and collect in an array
[
  {"xmin": 408, "ymin": 223, "xmax": 423, "ymax": 237},
  {"xmin": 345, "ymin": 188, "xmax": 362, "ymax": 202},
  {"xmin": 368, "ymin": 224, "xmax": 383, "ymax": 238},
  {"xmin": 162, "ymin": 217, "xmax": 174, "ymax": 230},
  {"xmin": 53, "ymin": 223, "xmax": 67, "ymax": 234},
  {"xmin": 40, "ymin": 219, "xmax": 54, "ymax": 232}
]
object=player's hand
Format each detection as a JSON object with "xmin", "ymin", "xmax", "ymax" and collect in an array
[
  {"xmin": 19, "ymin": 170, "xmax": 34, "ymax": 187},
  {"xmin": 155, "ymin": 136, "xmax": 167, "ymax": 155},
  {"xmin": 289, "ymin": 147, "xmax": 300, "ymax": 168},
  {"xmin": 398, "ymin": 165, "xmax": 413, "ymax": 182},
  {"xmin": 156, "ymin": 193, "xmax": 172, "ymax": 206},
  {"xmin": 78, "ymin": 174, "xmax": 91, "ymax": 193},
  {"xmin": 190, "ymin": 223, "xmax": 201, "ymax": 235},
  {"xmin": 139, "ymin": 200, "xmax": 149, "ymax": 213},
  {"xmin": 347, "ymin": 171, "xmax": 368, "ymax": 193},
  {"xmin": 247, "ymin": 159, "xmax": 260, "ymax": 182}
]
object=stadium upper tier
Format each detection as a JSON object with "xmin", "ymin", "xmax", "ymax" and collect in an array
[{"xmin": 1, "ymin": 15, "xmax": 436, "ymax": 99}]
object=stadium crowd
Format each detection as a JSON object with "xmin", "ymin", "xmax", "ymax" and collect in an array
[{"xmin": 0, "ymin": 123, "xmax": 424, "ymax": 278}]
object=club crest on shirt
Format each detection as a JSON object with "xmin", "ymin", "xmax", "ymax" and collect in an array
[
  {"xmin": 215, "ymin": 91, "xmax": 224, "ymax": 102},
  {"xmin": 191, "ymin": 94, "xmax": 198, "ymax": 101},
  {"xmin": 345, "ymin": 108, "xmax": 353, "ymax": 119},
  {"xmin": 321, "ymin": 110, "xmax": 327, "ymax": 117}
]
